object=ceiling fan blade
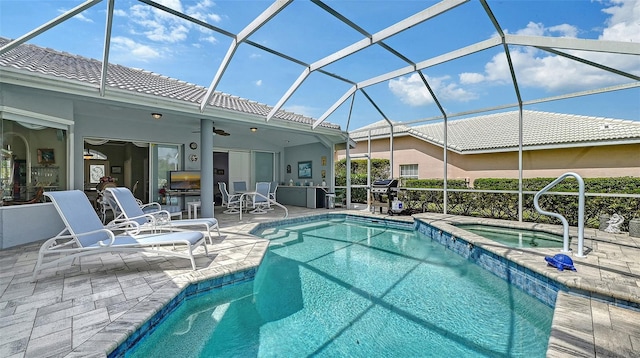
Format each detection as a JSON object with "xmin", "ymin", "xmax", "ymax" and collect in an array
[{"xmin": 213, "ymin": 128, "xmax": 230, "ymax": 136}]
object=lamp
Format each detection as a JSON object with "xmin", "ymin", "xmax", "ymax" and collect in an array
[
  {"xmin": 250, "ymin": 127, "xmax": 257, "ymax": 132},
  {"xmin": 83, "ymin": 149, "xmax": 92, "ymax": 160},
  {"xmin": 151, "ymin": 112, "xmax": 162, "ymax": 119}
]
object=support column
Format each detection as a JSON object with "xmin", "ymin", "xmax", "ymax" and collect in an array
[{"xmin": 200, "ymin": 119, "xmax": 214, "ymax": 218}]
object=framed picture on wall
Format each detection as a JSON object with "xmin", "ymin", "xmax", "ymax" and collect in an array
[
  {"xmin": 298, "ymin": 161, "xmax": 312, "ymax": 179},
  {"xmin": 89, "ymin": 164, "xmax": 105, "ymax": 184},
  {"xmin": 111, "ymin": 166, "xmax": 122, "ymax": 174},
  {"xmin": 37, "ymin": 148, "xmax": 55, "ymax": 164}
]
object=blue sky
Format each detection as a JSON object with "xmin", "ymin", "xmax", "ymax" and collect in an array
[{"xmin": 1, "ymin": 0, "xmax": 639, "ymax": 130}]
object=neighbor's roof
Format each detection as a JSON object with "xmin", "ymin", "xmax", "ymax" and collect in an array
[
  {"xmin": 349, "ymin": 110, "xmax": 640, "ymax": 153},
  {"xmin": 0, "ymin": 37, "xmax": 340, "ymax": 130}
]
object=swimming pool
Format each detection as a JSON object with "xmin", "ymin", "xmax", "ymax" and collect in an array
[
  {"xmin": 456, "ymin": 224, "xmax": 566, "ymax": 249},
  {"xmin": 125, "ymin": 217, "xmax": 553, "ymax": 357}
]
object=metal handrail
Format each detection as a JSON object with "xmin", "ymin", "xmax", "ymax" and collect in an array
[
  {"xmin": 238, "ymin": 192, "xmax": 288, "ymax": 221},
  {"xmin": 533, "ymin": 172, "xmax": 585, "ymax": 257}
]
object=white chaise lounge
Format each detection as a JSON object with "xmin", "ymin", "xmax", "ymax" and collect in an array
[
  {"xmin": 105, "ymin": 187, "xmax": 220, "ymax": 244},
  {"xmin": 33, "ymin": 190, "xmax": 208, "ymax": 280}
]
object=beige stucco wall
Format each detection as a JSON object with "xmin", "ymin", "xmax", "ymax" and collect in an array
[{"xmin": 336, "ymin": 136, "xmax": 640, "ymax": 185}]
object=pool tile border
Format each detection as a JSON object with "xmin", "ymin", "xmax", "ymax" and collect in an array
[{"xmin": 414, "ymin": 220, "xmax": 562, "ymax": 307}]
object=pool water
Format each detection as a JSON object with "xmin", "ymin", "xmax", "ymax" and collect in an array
[
  {"xmin": 127, "ymin": 218, "xmax": 553, "ymax": 357},
  {"xmin": 456, "ymin": 224, "xmax": 566, "ymax": 249}
]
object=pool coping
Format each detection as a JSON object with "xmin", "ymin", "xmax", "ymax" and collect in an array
[{"xmin": 97, "ymin": 211, "xmax": 639, "ymax": 357}]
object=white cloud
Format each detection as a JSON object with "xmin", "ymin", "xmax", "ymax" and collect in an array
[
  {"xmin": 111, "ymin": 36, "xmax": 161, "ymax": 62},
  {"xmin": 186, "ymin": 0, "xmax": 222, "ymax": 23},
  {"xmin": 255, "ymin": 80, "xmax": 262, "ymax": 86},
  {"xmin": 124, "ymin": 0, "xmax": 221, "ymax": 44},
  {"xmin": 283, "ymin": 104, "xmax": 317, "ymax": 118},
  {"xmin": 59, "ymin": 8, "xmax": 93, "ymax": 23},
  {"xmin": 459, "ymin": 72, "xmax": 485, "ymax": 85},
  {"xmin": 201, "ymin": 36, "xmax": 218, "ymax": 44},
  {"xmin": 389, "ymin": 73, "xmax": 478, "ymax": 106},
  {"xmin": 600, "ymin": 0, "xmax": 640, "ymax": 42},
  {"xmin": 547, "ymin": 24, "xmax": 578, "ymax": 38},
  {"xmin": 460, "ymin": 0, "xmax": 640, "ymax": 93}
]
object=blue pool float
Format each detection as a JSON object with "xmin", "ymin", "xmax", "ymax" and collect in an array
[{"xmin": 544, "ymin": 254, "xmax": 577, "ymax": 271}]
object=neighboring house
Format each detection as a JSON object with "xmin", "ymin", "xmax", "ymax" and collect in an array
[{"xmin": 340, "ymin": 110, "xmax": 640, "ymax": 184}]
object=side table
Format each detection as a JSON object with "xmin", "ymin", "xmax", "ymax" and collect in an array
[{"xmin": 187, "ymin": 201, "xmax": 201, "ymax": 219}]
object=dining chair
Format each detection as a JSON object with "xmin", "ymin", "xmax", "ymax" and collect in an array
[
  {"xmin": 249, "ymin": 182, "xmax": 271, "ymax": 214},
  {"xmin": 219, "ymin": 182, "xmax": 241, "ymax": 214},
  {"xmin": 233, "ymin": 181, "xmax": 247, "ymax": 194},
  {"xmin": 268, "ymin": 181, "xmax": 278, "ymax": 210}
]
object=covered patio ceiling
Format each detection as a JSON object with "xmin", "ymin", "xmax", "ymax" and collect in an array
[{"xmin": 1, "ymin": 0, "xmax": 638, "ymax": 133}]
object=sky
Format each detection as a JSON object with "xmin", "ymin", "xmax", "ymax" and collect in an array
[{"xmin": 0, "ymin": 0, "xmax": 639, "ymax": 130}]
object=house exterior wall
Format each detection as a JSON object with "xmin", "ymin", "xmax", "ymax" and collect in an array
[
  {"xmin": 283, "ymin": 142, "xmax": 332, "ymax": 186},
  {"xmin": 338, "ymin": 136, "xmax": 640, "ymax": 185}
]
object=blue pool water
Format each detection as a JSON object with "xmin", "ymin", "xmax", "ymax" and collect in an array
[
  {"xmin": 456, "ymin": 224, "xmax": 566, "ymax": 249},
  {"xmin": 127, "ymin": 218, "xmax": 553, "ymax": 357}
]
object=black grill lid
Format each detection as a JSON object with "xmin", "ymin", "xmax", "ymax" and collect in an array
[{"xmin": 372, "ymin": 179, "xmax": 398, "ymax": 187}]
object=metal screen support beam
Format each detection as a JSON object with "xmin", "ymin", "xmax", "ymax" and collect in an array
[
  {"xmin": 368, "ymin": 131, "xmax": 372, "ymax": 210},
  {"xmin": 0, "ymin": 0, "xmax": 102, "ymax": 55},
  {"xmin": 539, "ymin": 47, "xmax": 640, "ymax": 81},
  {"xmin": 99, "ymin": 0, "xmax": 115, "ymax": 97},
  {"xmin": 506, "ymin": 34, "xmax": 640, "ymax": 55},
  {"xmin": 481, "ymin": 0, "xmax": 524, "ymax": 221},
  {"xmin": 200, "ymin": 0, "xmax": 292, "ymax": 112},
  {"xmin": 415, "ymin": 71, "xmax": 448, "ymax": 213},
  {"xmin": 270, "ymin": 0, "xmax": 467, "ymax": 123}
]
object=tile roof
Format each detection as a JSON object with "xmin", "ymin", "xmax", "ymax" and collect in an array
[
  {"xmin": 0, "ymin": 37, "xmax": 340, "ymax": 130},
  {"xmin": 350, "ymin": 110, "xmax": 640, "ymax": 153}
]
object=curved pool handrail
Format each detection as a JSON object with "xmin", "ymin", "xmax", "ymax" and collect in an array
[{"xmin": 533, "ymin": 172, "xmax": 585, "ymax": 257}]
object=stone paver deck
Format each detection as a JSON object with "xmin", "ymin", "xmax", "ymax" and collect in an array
[{"xmin": 1, "ymin": 206, "xmax": 639, "ymax": 357}]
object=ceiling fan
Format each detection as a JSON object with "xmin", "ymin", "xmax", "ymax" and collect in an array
[
  {"xmin": 213, "ymin": 127, "xmax": 230, "ymax": 136},
  {"xmin": 192, "ymin": 122, "xmax": 231, "ymax": 136}
]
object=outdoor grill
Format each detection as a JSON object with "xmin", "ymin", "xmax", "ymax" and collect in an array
[{"xmin": 370, "ymin": 179, "xmax": 399, "ymax": 213}]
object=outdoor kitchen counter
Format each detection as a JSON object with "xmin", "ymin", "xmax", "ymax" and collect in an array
[{"xmin": 277, "ymin": 186, "xmax": 327, "ymax": 208}]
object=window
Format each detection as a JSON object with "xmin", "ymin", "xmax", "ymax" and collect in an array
[
  {"xmin": 400, "ymin": 164, "xmax": 419, "ymax": 179},
  {"xmin": 2, "ymin": 118, "xmax": 67, "ymax": 203}
]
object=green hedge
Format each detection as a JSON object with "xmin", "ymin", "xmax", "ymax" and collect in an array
[
  {"xmin": 333, "ymin": 159, "xmax": 639, "ymax": 230},
  {"xmin": 397, "ymin": 177, "xmax": 640, "ymax": 230}
]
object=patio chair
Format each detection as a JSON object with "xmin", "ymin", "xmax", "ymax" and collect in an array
[
  {"xmin": 96, "ymin": 182, "xmax": 117, "ymax": 223},
  {"xmin": 248, "ymin": 182, "xmax": 271, "ymax": 214},
  {"xmin": 105, "ymin": 187, "xmax": 220, "ymax": 244},
  {"xmin": 269, "ymin": 181, "xmax": 278, "ymax": 202},
  {"xmin": 33, "ymin": 190, "xmax": 208, "ymax": 280},
  {"xmin": 233, "ymin": 181, "xmax": 247, "ymax": 194},
  {"xmin": 218, "ymin": 182, "xmax": 241, "ymax": 214}
]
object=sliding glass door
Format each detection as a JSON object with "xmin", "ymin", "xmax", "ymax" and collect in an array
[
  {"xmin": 254, "ymin": 151, "xmax": 274, "ymax": 184},
  {"xmin": 151, "ymin": 144, "xmax": 180, "ymax": 203}
]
